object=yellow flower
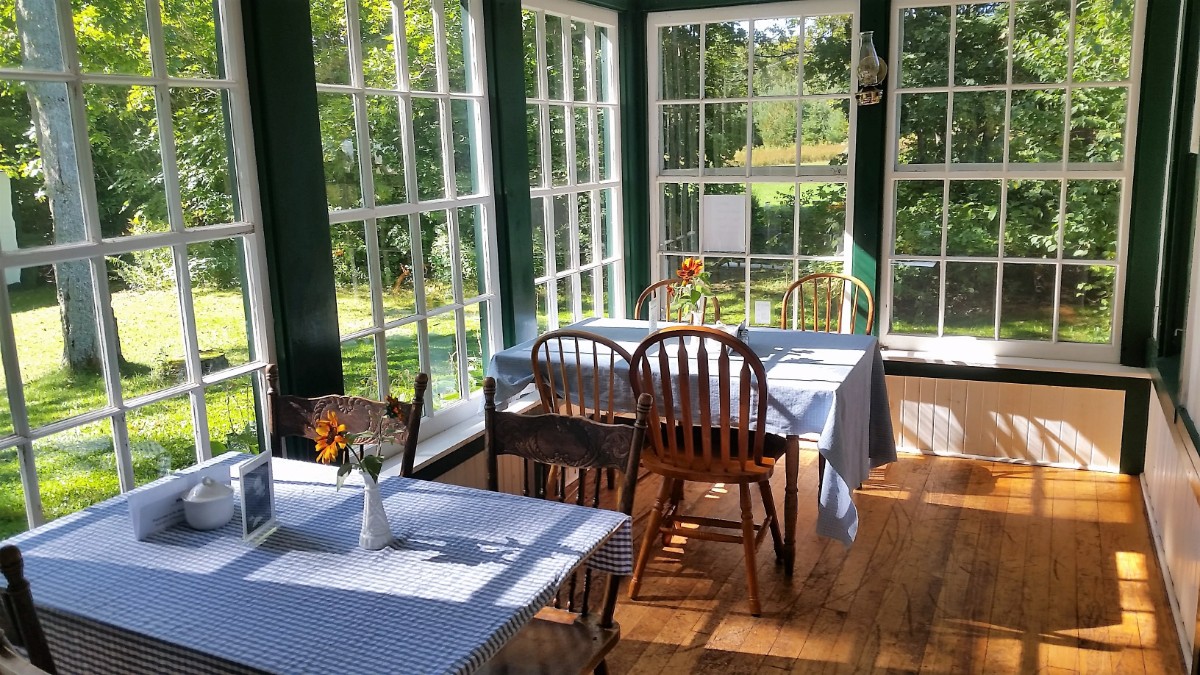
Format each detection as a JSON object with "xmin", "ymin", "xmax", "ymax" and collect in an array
[
  {"xmin": 312, "ymin": 410, "xmax": 348, "ymax": 464},
  {"xmin": 677, "ymin": 257, "xmax": 703, "ymax": 282}
]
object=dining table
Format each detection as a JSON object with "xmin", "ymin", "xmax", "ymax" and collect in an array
[
  {"xmin": 1, "ymin": 452, "xmax": 633, "ymax": 674},
  {"xmin": 488, "ymin": 318, "xmax": 898, "ymax": 567}
]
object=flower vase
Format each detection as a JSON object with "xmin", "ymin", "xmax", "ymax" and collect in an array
[
  {"xmin": 690, "ymin": 309, "xmax": 704, "ymax": 325},
  {"xmin": 358, "ymin": 470, "xmax": 392, "ymax": 550}
]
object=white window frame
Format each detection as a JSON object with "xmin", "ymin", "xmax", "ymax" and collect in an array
[
  {"xmin": 0, "ymin": 0, "xmax": 274, "ymax": 528},
  {"xmin": 524, "ymin": 0, "xmax": 625, "ymax": 330},
  {"xmin": 646, "ymin": 1, "xmax": 860, "ymax": 322},
  {"xmin": 317, "ymin": 0, "xmax": 501, "ymax": 442},
  {"xmin": 879, "ymin": 0, "xmax": 1147, "ymax": 362}
]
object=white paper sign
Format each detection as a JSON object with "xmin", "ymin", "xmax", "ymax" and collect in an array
[
  {"xmin": 126, "ymin": 465, "xmax": 231, "ymax": 540},
  {"xmin": 754, "ymin": 300, "xmax": 773, "ymax": 325},
  {"xmin": 701, "ymin": 194, "xmax": 747, "ymax": 253}
]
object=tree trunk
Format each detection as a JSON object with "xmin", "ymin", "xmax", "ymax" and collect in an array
[{"xmin": 17, "ymin": 0, "xmax": 110, "ymax": 373}]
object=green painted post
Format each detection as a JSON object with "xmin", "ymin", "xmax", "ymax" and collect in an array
[
  {"xmin": 852, "ymin": 0, "xmax": 891, "ymax": 336},
  {"xmin": 620, "ymin": 9, "xmax": 651, "ymax": 315}
]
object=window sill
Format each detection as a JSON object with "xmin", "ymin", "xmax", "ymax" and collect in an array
[{"xmin": 882, "ymin": 349, "xmax": 1152, "ymax": 379}]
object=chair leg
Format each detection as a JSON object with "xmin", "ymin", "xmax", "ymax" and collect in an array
[
  {"xmin": 594, "ymin": 660, "xmax": 609, "ymax": 675},
  {"xmin": 757, "ymin": 480, "xmax": 784, "ymax": 562},
  {"xmin": 630, "ymin": 477, "xmax": 674, "ymax": 600},
  {"xmin": 606, "ymin": 467, "xmax": 615, "ymax": 490},
  {"xmin": 739, "ymin": 483, "xmax": 761, "ymax": 616},
  {"xmin": 661, "ymin": 477, "xmax": 685, "ymax": 546}
]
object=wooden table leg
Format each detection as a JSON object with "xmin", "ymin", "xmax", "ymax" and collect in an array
[{"xmin": 784, "ymin": 435, "xmax": 799, "ymax": 576}]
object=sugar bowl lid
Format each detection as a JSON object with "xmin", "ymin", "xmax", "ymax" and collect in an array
[{"xmin": 184, "ymin": 477, "xmax": 234, "ymax": 503}]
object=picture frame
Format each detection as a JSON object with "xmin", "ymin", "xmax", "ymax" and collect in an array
[{"xmin": 232, "ymin": 452, "xmax": 278, "ymax": 543}]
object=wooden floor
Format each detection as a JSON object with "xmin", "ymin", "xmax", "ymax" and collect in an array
[{"xmin": 606, "ymin": 453, "xmax": 1185, "ymax": 674}]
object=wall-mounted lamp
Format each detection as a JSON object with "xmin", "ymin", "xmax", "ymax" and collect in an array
[{"xmin": 856, "ymin": 31, "xmax": 887, "ymax": 106}]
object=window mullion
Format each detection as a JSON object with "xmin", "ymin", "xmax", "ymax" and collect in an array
[
  {"xmin": 145, "ymin": 0, "xmax": 186, "ymax": 235},
  {"xmin": 87, "ymin": 256, "xmax": 134, "ymax": 489}
]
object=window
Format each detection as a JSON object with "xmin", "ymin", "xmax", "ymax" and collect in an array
[
  {"xmin": 0, "ymin": 0, "xmax": 268, "ymax": 535},
  {"xmin": 523, "ymin": 0, "xmax": 624, "ymax": 331},
  {"xmin": 649, "ymin": 2, "xmax": 857, "ymax": 327},
  {"xmin": 313, "ymin": 0, "xmax": 499, "ymax": 440},
  {"xmin": 883, "ymin": 0, "xmax": 1142, "ymax": 361}
]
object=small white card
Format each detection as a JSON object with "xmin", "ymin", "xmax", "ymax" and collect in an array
[
  {"xmin": 754, "ymin": 300, "xmax": 773, "ymax": 325},
  {"xmin": 232, "ymin": 452, "xmax": 277, "ymax": 543},
  {"xmin": 701, "ymin": 194, "xmax": 747, "ymax": 253},
  {"xmin": 126, "ymin": 465, "xmax": 231, "ymax": 540}
]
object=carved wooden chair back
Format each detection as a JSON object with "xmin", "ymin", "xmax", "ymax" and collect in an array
[
  {"xmin": 0, "ymin": 546, "xmax": 54, "ymax": 674},
  {"xmin": 779, "ymin": 272, "xmax": 874, "ymax": 334},
  {"xmin": 634, "ymin": 278, "xmax": 721, "ymax": 325},
  {"xmin": 267, "ymin": 365, "xmax": 430, "ymax": 476},
  {"xmin": 531, "ymin": 329, "xmax": 633, "ymax": 425}
]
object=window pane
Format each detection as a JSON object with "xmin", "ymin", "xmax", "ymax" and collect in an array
[
  {"xmin": 798, "ymin": 183, "xmax": 846, "ymax": 256},
  {"xmin": 527, "ymin": 105, "xmax": 543, "ymax": 186},
  {"xmin": 704, "ymin": 22, "xmax": 749, "ymax": 99},
  {"xmin": 951, "ymin": 91, "xmax": 1005, "ymax": 164},
  {"xmin": 0, "ymin": 447, "xmax": 25, "ymax": 537},
  {"xmin": 1, "ymin": 1, "xmax": 63, "ymax": 69},
  {"xmin": 15, "ymin": 263, "xmax": 107, "ymax": 430},
  {"xmin": 536, "ymin": 282, "xmax": 550, "ymax": 332},
  {"xmin": 801, "ymin": 99, "xmax": 849, "ymax": 166},
  {"xmin": 954, "ymin": 3, "xmax": 1008, "ymax": 86},
  {"xmin": 556, "ymin": 276, "xmax": 573, "ymax": 327},
  {"xmin": 600, "ymin": 188, "xmax": 616, "ymax": 259},
  {"xmin": 898, "ymin": 93, "xmax": 947, "ymax": 165},
  {"xmin": 552, "ymin": 195, "xmax": 570, "ymax": 272},
  {"xmin": 1059, "ymin": 265, "xmax": 1113, "ymax": 343},
  {"xmin": 159, "ymin": 0, "xmax": 224, "ymax": 77},
  {"xmin": 107, "ymin": 250, "xmax": 184, "ymax": 399},
  {"xmin": 751, "ymin": 183, "xmax": 794, "ymax": 255},
  {"xmin": 944, "ymin": 262, "xmax": 997, "ymax": 337},
  {"xmin": 532, "ymin": 197, "xmax": 547, "ymax": 277},
  {"xmin": 86, "ymin": 85, "xmax": 169, "ymax": 235},
  {"xmin": 413, "ymin": 97, "xmax": 446, "ymax": 200},
  {"xmin": 2, "ymin": 81, "xmax": 87, "ymax": 249},
  {"xmin": 421, "ymin": 210, "xmax": 454, "ymax": 309},
  {"xmin": 546, "ymin": 14, "xmax": 566, "ymax": 100},
  {"xmin": 571, "ymin": 21, "xmax": 588, "ymax": 102},
  {"xmin": 750, "ymin": 258, "xmax": 792, "ymax": 327},
  {"xmin": 946, "ymin": 180, "xmax": 1001, "ymax": 256},
  {"xmin": 73, "ymin": 0, "xmax": 151, "ymax": 75},
  {"xmin": 1073, "ymin": 0, "xmax": 1133, "ymax": 82},
  {"xmin": 367, "ymin": 95, "xmax": 407, "ymax": 207},
  {"xmin": 332, "ymin": 221, "xmax": 374, "ymax": 335},
  {"xmin": 523, "ymin": 10, "xmax": 540, "ymax": 99},
  {"xmin": 895, "ymin": 180, "xmax": 943, "ymax": 256},
  {"xmin": 900, "ymin": 6, "xmax": 950, "ymax": 88},
  {"xmin": 129, "ymin": 396, "xmax": 196, "ymax": 487},
  {"xmin": 446, "ymin": 0, "xmax": 473, "ymax": 93},
  {"xmin": 360, "ymin": 0, "xmax": 398, "ymax": 89},
  {"xmin": 661, "ymin": 24, "xmax": 702, "ymax": 99},
  {"xmin": 662, "ymin": 183, "xmax": 699, "ymax": 252},
  {"xmin": 35, "ymin": 418, "xmax": 116, "ymax": 522},
  {"xmin": 602, "ymin": 264, "xmax": 617, "ymax": 317},
  {"xmin": 1005, "ymin": 179, "xmax": 1060, "ymax": 258},
  {"xmin": 378, "ymin": 216, "xmax": 416, "ymax": 320},
  {"xmin": 752, "ymin": 102, "xmax": 797, "ymax": 168},
  {"xmin": 173, "ymin": 88, "xmax": 238, "ymax": 228},
  {"xmin": 596, "ymin": 26, "xmax": 614, "ymax": 103},
  {"xmin": 452, "ymin": 99, "xmax": 481, "ymax": 196},
  {"xmin": 891, "ymin": 261, "xmax": 940, "ymax": 334},
  {"xmin": 753, "ymin": 19, "xmax": 800, "ymax": 96},
  {"xmin": 597, "ymin": 107, "xmax": 613, "ymax": 180},
  {"xmin": 1064, "ymin": 179, "xmax": 1119, "ymax": 260},
  {"xmin": 312, "ymin": 0, "xmax": 350, "ymax": 85},
  {"xmin": 662, "ymin": 104, "xmax": 700, "ymax": 170},
  {"xmin": 458, "ymin": 205, "xmax": 486, "ymax": 298},
  {"xmin": 704, "ymin": 103, "xmax": 748, "ymax": 170},
  {"xmin": 803, "ymin": 15, "xmax": 852, "ymax": 95},
  {"xmin": 707, "ymin": 257, "xmax": 745, "ymax": 325},
  {"xmin": 407, "ymin": 0, "xmax": 438, "ymax": 92},
  {"xmin": 1000, "ymin": 263, "xmax": 1056, "ymax": 340},
  {"xmin": 205, "ymin": 375, "xmax": 261, "ymax": 455},
  {"xmin": 465, "ymin": 302, "xmax": 490, "ymax": 396},
  {"xmin": 575, "ymin": 106, "xmax": 592, "ymax": 183},
  {"xmin": 1010, "ymin": 89, "xmax": 1066, "ymax": 163},
  {"xmin": 578, "ymin": 191, "xmax": 593, "ymax": 266},
  {"xmin": 1012, "ymin": 0, "xmax": 1069, "ymax": 83},
  {"xmin": 385, "ymin": 322, "xmax": 421, "ymax": 400},
  {"xmin": 549, "ymin": 105, "xmax": 569, "ymax": 185},
  {"xmin": 318, "ymin": 93, "xmax": 362, "ymax": 210},
  {"xmin": 580, "ymin": 270, "xmax": 595, "ymax": 317},
  {"xmin": 189, "ymin": 239, "xmax": 255, "ymax": 371},
  {"xmin": 1069, "ymin": 87, "xmax": 1127, "ymax": 163},
  {"xmin": 0, "ymin": 336, "xmax": 9, "ymax": 436},
  {"xmin": 342, "ymin": 335, "xmax": 377, "ymax": 398}
]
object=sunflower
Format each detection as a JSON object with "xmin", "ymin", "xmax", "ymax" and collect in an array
[
  {"xmin": 312, "ymin": 410, "xmax": 348, "ymax": 464},
  {"xmin": 677, "ymin": 257, "xmax": 703, "ymax": 281},
  {"xmin": 384, "ymin": 395, "xmax": 402, "ymax": 419}
]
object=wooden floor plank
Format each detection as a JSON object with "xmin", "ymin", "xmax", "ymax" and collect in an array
[{"xmin": 605, "ymin": 455, "xmax": 1185, "ymax": 675}]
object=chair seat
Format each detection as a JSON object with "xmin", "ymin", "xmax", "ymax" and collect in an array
[
  {"xmin": 642, "ymin": 425, "xmax": 779, "ymax": 483},
  {"xmin": 476, "ymin": 608, "xmax": 620, "ymax": 675}
]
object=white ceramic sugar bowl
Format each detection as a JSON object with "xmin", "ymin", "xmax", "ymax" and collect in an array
[{"xmin": 182, "ymin": 477, "xmax": 235, "ymax": 530}]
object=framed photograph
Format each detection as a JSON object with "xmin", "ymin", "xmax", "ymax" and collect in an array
[{"xmin": 232, "ymin": 452, "xmax": 277, "ymax": 542}]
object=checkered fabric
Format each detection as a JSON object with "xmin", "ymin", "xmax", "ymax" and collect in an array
[
  {"xmin": 489, "ymin": 318, "xmax": 899, "ymax": 546},
  {"xmin": 2, "ymin": 454, "xmax": 632, "ymax": 675}
]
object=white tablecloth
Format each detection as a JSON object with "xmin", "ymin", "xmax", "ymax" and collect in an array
[
  {"xmin": 488, "ymin": 318, "xmax": 897, "ymax": 545},
  {"xmin": 2, "ymin": 453, "xmax": 632, "ymax": 674}
]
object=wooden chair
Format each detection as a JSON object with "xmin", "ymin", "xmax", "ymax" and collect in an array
[
  {"xmin": 480, "ymin": 378, "xmax": 651, "ymax": 675},
  {"xmin": 0, "ymin": 546, "xmax": 54, "ymax": 674},
  {"xmin": 779, "ymin": 272, "xmax": 874, "ymax": 334},
  {"xmin": 266, "ymin": 365, "xmax": 429, "ymax": 476},
  {"xmin": 634, "ymin": 279, "xmax": 721, "ymax": 325},
  {"xmin": 627, "ymin": 326, "xmax": 784, "ymax": 616}
]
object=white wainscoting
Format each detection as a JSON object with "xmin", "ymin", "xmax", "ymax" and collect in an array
[
  {"xmin": 1143, "ymin": 397, "xmax": 1200, "ymax": 673},
  {"xmin": 885, "ymin": 375, "xmax": 1125, "ymax": 471},
  {"xmin": 434, "ymin": 452, "xmax": 522, "ymax": 493}
]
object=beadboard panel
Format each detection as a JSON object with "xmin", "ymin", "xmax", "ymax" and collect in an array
[
  {"xmin": 885, "ymin": 375, "xmax": 1125, "ymax": 471},
  {"xmin": 432, "ymin": 452, "xmax": 524, "ymax": 494},
  {"xmin": 1143, "ymin": 399, "xmax": 1200, "ymax": 674}
]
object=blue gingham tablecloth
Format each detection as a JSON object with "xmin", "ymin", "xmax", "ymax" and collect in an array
[
  {"xmin": 488, "ymin": 318, "xmax": 898, "ymax": 546},
  {"xmin": 2, "ymin": 453, "xmax": 632, "ymax": 675}
]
